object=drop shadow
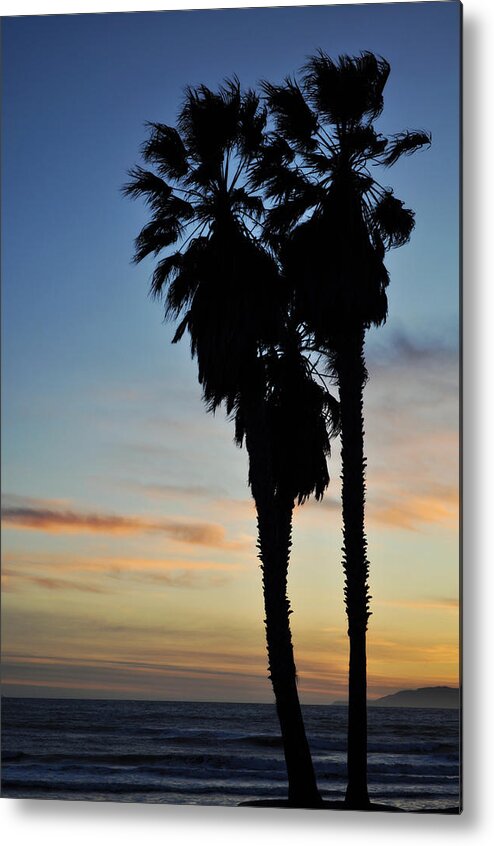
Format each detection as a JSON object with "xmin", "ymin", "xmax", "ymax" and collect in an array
[
  {"xmin": 460, "ymin": 6, "xmax": 481, "ymax": 831},
  {"xmin": 1, "ymin": 796, "xmax": 463, "ymax": 834}
]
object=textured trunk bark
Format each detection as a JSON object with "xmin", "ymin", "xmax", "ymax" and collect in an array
[
  {"xmin": 245, "ymin": 403, "xmax": 322, "ymax": 808},
  {"xmin": 336, "ymin": 328, "xmax": 371, "ymax": 809},
  {"xmin": 257, "ymin": 494, "xmax": 322, "ymax": 807}
]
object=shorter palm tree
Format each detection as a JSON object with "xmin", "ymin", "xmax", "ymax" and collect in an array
[{"xmin": 124, "ymin": 80, "xmax": 339, "ymax": 806}]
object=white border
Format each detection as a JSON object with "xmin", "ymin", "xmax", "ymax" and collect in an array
[
  {"xmin": 1, "ymin": 1, "xmax": 431, "ymax": 15},
  {"xmin": 2, "ymin": 1, "xmax": 493, "ymax": 844}
]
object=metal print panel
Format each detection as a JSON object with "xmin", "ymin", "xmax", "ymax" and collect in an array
[{"xmin": 1, "ymin": 1, "xmax": 461, "ymax": 813}]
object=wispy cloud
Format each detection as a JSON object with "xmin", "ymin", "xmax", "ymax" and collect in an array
[
  {"xmin": 2, "ymin": 505, "xmax": 157, "ymax": 534},
  {"xmin": 302, "ymin": 495, "xmax": 339, "ymax": 514},
  {"xmin": 1, "ymin": 496, "xmax": 248, "ymax": 549},
  {"xmin": 375, "ymin": 597, "xmax": 459, "ymax": 611},
  {"xmin": 2, "ymin": 566, "xmax": 229, "ymax": 593},
  {"xmin": 2, "ymin": 570, "xmax": 110, "ymax": 594},
  {"xmin": 368, "ymin": 636, "xmax": 458, "ymax": 665},
  {"xmin": 137, "ymin": 571, "xmax": 229, "ymax": 589},
  {"xmin": 365, "ymin": 331, "xmax": 459, "ymax": 440},
  {"xmin": 122, "ymin": 480, "xmax": 229, "ymax": 500},
  {"xmin": 367, "ymin": 329, "xmax": 458, "ymax": 370},
  {"xmin": 368, "ymin": 485, "xmax": 459, "ymax": 531},
  {"xmin": 2, "ymin": 547, "xmax": 243, "ymax": 596},
  {"xmin": 2, "ymin": 493, "xmax": 72, "ymax": 509},
  {"xmin": 304, "ymin": 331, "xmax": 459, "ymax": 531},
  {"xmin": 304, "ymin": 480, "xmax": 458, "ymax": 531},
  {"xmin": 3, "ymin": 550, "xmax": 242, "ymax": 574},
  {"xmin": 0, "ymin": 651, "xmax": 271, "ymax": 701},
  {"xmin": 299, "ymin": 328, "xmax": 459, "ymax": 534}
]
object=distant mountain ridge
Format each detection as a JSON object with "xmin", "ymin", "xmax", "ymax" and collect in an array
[
  {"xmin": 372, "ymin": 686, "xmax": 459, "ymax": 709},
  {"xmin": 332, "ymin": 686, "xmax": 460, "ymax": 709}
]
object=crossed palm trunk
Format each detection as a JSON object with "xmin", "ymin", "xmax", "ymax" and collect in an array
[{"xmin": 237, "ymin": 339, "xmax": 337, "ymax": 805}]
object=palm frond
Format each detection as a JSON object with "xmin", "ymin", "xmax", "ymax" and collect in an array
[
  {"xmin": 238, "ymin": 88, "xmax": 267, "ymax": 157},
  {"xmin": 262, "ymin": 344, "xmax": 336, "ymax": 503},
  {"xmin": 163, "ymin": 236, "xmax": 208, "ymax": 316},
  {"xmin": 260, "ymin": 134, "xmax": 296, "ymax": 166},
  {"xmin": 353, "ymin": 172, "xmax": 375, "ymax": 195},
  {"xmin": 178, "ymin": 80, "xmax": 242, "ymax": 171},
  {"xmin": 123, "ymin": 167, "xmax": 194, "ymax": 221},
  {"xmin": 133, "ymin": 218, "xmax": 185, "ymax": 263},
  {"xmin": 304, "ymin": 151, "xmax": 333, "ymax": 175},
  {"xmin": 345, "ymin": 125, "xmax": 387, "ymax": 157},
  {"xmin": 184, "ymin": 162, "xmax": 217, "ymax": 190},
  {"xmin": 262, "ymin": 78, "xmax": 318, "ymax": 151},
  {"xmin": 171, "ymin": 312, "xmax": 190, "ymax": 343},
  {"xmin": 303, "ymin": 50, "xmax": 390, "ymax": 126},
  {"xmin": 122, "ymin": 166, "xmax": 173, "ymax": 206},
  {"xmin": 262, "ymin": 193, "xmax": 318, "ymax": 250},
  {"xmin": 324, "ymin": 391, "xmax": 341, "ymax": 439},
  {"xmin": 149, "ymin": 251, "xmax": 183, "ymax": 298},
  {"xmin": 255, "ymin": 160, "xmax": 312, "ymax": 203},
  {"xmin": 381, "ymin": 130, "xmax": 432, "ymax": 167},
  {"xmin": 142, "ymin": 123, "xmax": 189, "ymax": 179},
  {"xmin": 250, "ymin": 152, "xmax": 290, "ymax": 193},
  {"xmin": 371, "ymin": 191, "xmax": 415, "ymax": 248},
  {"xmin": 230, "ymin": 187, "xmax": 264, "ymax": 219}
]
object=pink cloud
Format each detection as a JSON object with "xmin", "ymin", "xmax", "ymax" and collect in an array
[{"xmin": 1, "ymin": 497, "xmax": 247, "ymax": 549}]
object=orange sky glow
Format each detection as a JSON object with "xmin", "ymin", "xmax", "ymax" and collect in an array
[{"xmin": 2, "ymin": 342, "xmax": 460, "ymax": 703}]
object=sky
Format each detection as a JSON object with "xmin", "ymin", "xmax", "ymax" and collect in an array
[{"xmin": 1, "ymin": 1, "xmax": 461, "ymax": 703}]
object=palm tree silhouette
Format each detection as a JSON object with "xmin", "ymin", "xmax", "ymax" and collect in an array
[
  {"xmin": 124, "ymin": 80, "xmax": 338, "ymax": 807},
  {"xmin": 258, "ymin": 51, "xmax": 430, "ymax": 808}
]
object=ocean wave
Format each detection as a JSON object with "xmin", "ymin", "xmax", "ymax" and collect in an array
[{"xmin": 1, "ymin": 697, "xmax": 460, "ymax": 811}]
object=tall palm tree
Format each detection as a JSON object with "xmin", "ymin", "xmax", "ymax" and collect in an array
[
  {"xmin": 257, "ymin": 51, "xmax": 431, "ymax": 808},
  {"xmin": 124, "ymin": 80, "xmax": 338, "ymax": 806}
]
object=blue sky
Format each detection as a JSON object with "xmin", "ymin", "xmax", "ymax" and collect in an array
[{"xmin": 1, "ymin": 2, "xmax": 461, "ymax": 700}]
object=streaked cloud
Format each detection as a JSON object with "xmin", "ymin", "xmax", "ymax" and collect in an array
[
  {"xmin": 1, "ymin": 606, "xmax": 263, "ymax": 656},
  {"xmin": 368, "ymin": 637, "xmax": 458, "ymax": 664},
  {"xmin": 0, "ymin": 651, "xmax": 271, "ymax": 701},
  {"xmin": 1, "ymin": 631, "xmax": 459, "ymax": 702},
  {"xmin": 3, "ymin": 550, "xmax": 242, "ymax": 574},
  {"xmin": 375, "ymin": 597, "xmax": 459, "ymax": 612},
  {"xmin": 367, "ymin": 329, "xmax": 458, "ymax": 369},
  {"xmin": 2, "ymin": 567, "xmax": 229, "ymax": 593},
  {"xmin": 1, "ymin": 496, "xmax": 248, "ymax": 549},
  {"xmin": 3, "ymin": 493, "xmax": 72, "ymax": 509},
  {"xmin": 124, "ymin": 481, "xmax": 229, "ymax": 500},
  {"xmin": 2, "ymin": 549, "xmax": 241, "ymax": 594},
  {"xmin": 2, "ymin": 570, "xmax": 110, "ymax": 594},
  {"xmin": 301, "ymin": 327, "xmax": 459, "ymax": 533},
  {"xmin": 304, "ymin": 479, "xmax": 458, "ymax": 531},
  {"xmin": 368, "ymin": 485, "xmax": 459, "ymax": 531}
]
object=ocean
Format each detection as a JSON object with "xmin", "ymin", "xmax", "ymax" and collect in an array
[{"xmin": 1, "ymin": 697, "xmax": 460, "ymax": 812}]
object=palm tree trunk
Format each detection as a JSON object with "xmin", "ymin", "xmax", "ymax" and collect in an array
[
  {"xmin": 335, "ymin": 328, "xmax": 371, "ymax": 809},
  {"xmin": 245, "ymin": 404, "xmax": 322, "ymax": 808}
]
